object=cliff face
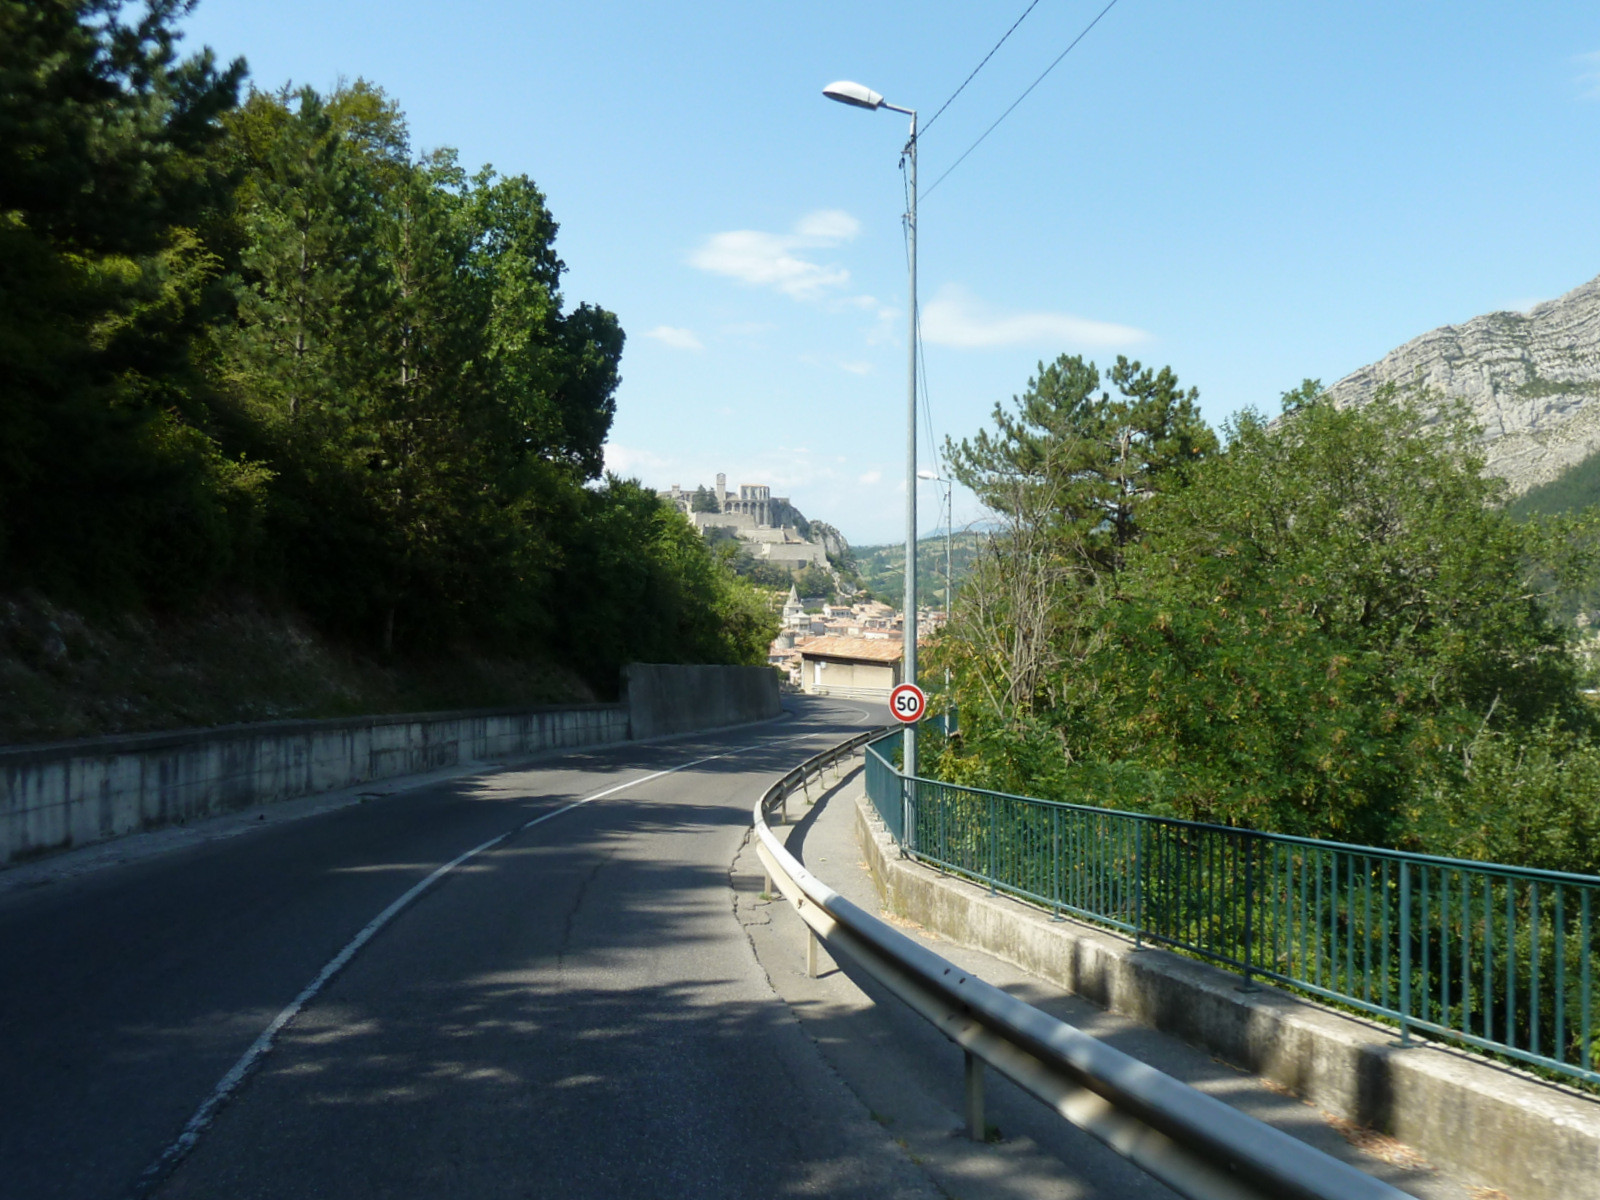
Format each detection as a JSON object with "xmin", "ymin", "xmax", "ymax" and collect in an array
[{"xmin": 1324, "ymin": 273, "xmax": 1600, "ymax": 494}]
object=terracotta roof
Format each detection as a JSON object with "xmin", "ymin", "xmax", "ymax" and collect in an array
[{"xmin": 797, "ymin": 636, "xmax": 904, "ymax": 663}]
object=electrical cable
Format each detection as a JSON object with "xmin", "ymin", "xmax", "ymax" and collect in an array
[
  {"xmin": 920, "ymin": 0, "xmax": 1045, "ymax": 138},
  {"xmin": 923, "ymin": 0, "xmax": 1123, "ymax": 200}
]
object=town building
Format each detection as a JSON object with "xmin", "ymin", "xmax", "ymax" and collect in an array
[{"xmin": 797, "ymin": 636, "xmax": 905, "ymax": 699}]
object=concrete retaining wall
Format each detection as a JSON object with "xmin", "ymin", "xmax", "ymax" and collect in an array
[
  {"xmin": 624, "ymin": 662, "xmax": 780, "ymax": 740},
  {"xmin": 0, "ymin": 705, "xmax": 627, "ymax": 866},
  {"xmin": 0, "ymin": 661, "xmax": 783, "ymax": 867},
  {"xmin": 854, "ymin": 793, "xmax": 1600, "ymax": 1200}
]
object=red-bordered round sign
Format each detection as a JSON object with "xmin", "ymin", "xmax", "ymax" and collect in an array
[{"xmin": 888, "ymin": 682, "xmax": 927, "ymax": 724}]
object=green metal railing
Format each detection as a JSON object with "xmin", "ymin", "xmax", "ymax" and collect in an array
[{"xmin": 863, "ymin": 733, "xmax": 1600, "ymax": 1088}]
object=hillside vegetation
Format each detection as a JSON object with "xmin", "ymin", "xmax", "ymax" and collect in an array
[
  {"xmin": 929, "ymin": 361, "xmax": 1600, "ymax": 874},
  {"xmin": 853, "ymin": 532, "xmax": 983, "ymax": 609},
  {"xmin": 0, "ymin": 1, "xmax": 774, "ymax": 741}
]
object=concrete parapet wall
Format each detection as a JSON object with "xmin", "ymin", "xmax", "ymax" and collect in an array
[
  {"xmin": 0, "ymin": 705, "xmax": 628, "ymax": 866},
  {"xmin": 624, "ymin": 663, "xmax": 780, "ymax": 740},
  {"xmin": 0, "ymin": 661, "xmax": 785, "ymax": 868},
  {"xmin": 854, "ymin": 793, "xmax": 1600, "ymax": 1200}
]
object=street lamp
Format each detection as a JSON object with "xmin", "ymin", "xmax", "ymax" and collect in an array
[
  {"xmin": 916, "ymin": 469, "xmax": 953, "ymax": 618},
  {"xmin": 824, "ymin": 79, "xmax": 919, "ymax": 777}
]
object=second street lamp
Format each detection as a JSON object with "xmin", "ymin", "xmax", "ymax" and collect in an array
[
  {"xmin": 918, "ymin": 468, "xmax": 955, "ymax": 738},
  {"xmin": 823, "ymin": 79, "xmax": 920, "ymax": 777}
]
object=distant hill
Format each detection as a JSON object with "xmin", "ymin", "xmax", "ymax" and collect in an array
[
  {"xmin": 854, "ymin": 531, "xmax": 983, "ymax": 609},
  {"xmin": 1325, "ymin": 272, "xmax": 1600, "ymax": 495},
  {"xmin": 1508, "ymin": 445, "xmax": 1600, "ymax": 521}
]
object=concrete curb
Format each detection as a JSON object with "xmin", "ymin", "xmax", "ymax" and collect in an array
[{"xmin": 853, "ymin": 792, "xmax": 1600, "ymax": 1200}]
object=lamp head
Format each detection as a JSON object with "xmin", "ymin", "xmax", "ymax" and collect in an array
[
  {"xmin": 822, "ymin": 80, "xmax": 884, "ymax": 110},
  {"xmin": 917, "ymin": 469, "xmax": 941, "ymax": 481}
]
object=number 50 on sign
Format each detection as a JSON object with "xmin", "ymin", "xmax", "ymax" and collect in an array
[{"xmin": 888, "ymin": 682, "xmax": 926, "ymax": 724}]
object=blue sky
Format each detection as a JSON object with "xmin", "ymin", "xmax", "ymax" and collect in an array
[{"xmin": 177, "ymin": 1, "xmax": 1600, "ymax": 546}]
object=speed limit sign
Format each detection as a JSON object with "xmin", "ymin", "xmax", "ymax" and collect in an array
[{"xmin": 888, "ymin": 682, "xmax": 927, "ymax": 724}]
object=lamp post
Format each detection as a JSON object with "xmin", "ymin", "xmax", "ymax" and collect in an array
[
  {"xmin": 823, "ymin": 79, "xmax": 919, "ymax": 777},
  {"xmin": 918, "ymin": 468, "xmax": 954, "ymax": 737}
]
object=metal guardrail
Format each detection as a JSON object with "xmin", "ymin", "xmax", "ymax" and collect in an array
[
  {"xmin": 754, "ymin": 732, "xmax": 1408, "ymax": 1200},
  {"xmin": 864, "ymin": 733, "xmax": 1600, "ymax": 1088}
]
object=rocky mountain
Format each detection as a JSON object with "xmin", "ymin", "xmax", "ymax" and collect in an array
[{"xmin": 1324, "ymin": 272, "xmax": 1600, "ymax": 494}]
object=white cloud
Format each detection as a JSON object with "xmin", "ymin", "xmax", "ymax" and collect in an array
[
  {"xmin": 838, "ymin": 360, "xmax": 874, "ymax": 376},
  {"xmin": 858, "ymin": 470, "xmax": 882, "ymax": 485},
  {"xmin": 645, "ymin": 325, "xmax": 703, "ymax": 350},
  {"xmin": 690, "ymin": 210, "xmax": 860, "ymax": 301},
  {"xmin": 796, "ymin": 210, "xmax": 861, "ymax": 240},
  {"xmin": 603, "ymin": 444, "xmax": 674, "ymax": 479},
  {"xmin": 1577, "ymin": 50, "xmax": 1600, "ymax": 100},
  {"xmin": 921, "ymin": 284, "xmax": 1150, "ymax": 349}
]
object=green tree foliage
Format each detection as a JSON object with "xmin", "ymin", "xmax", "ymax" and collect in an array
[
  {"xmin": 0, "ymin": 0, "xmax": 251, "ymax": 600},
  {"xmin": 565, "ymin": 481, "xmax": 776, "ymax": 670},
  {"xmin": 933, "ymin": 356, "xmax": 1215, "ymax": 721},
  {"xmin": 934, "ymin": 377, "xmax": 1600, "ymax": 868},
  {"xmin": 946, "ymin": 354, "xmax": 1216, "ymax": 568},
  {"xmin": 691, "ymin": 485, "xmax": 719, "ymax": 513},
  {"xmin": 792, "ymin": 564, "xmax": 834, "ymax": 601},
  {"xmin": 0, "ymin": 3, "xmax": 765, "ymax": 691}
]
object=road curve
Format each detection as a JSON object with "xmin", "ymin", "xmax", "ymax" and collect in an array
[{"xmin": 0, "ymin": 697, "xmax": 927, "ymax": 1199}]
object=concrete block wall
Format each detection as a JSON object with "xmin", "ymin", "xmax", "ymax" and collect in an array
[
  {"xmin": 853, "ymin": 793, "xmax": 1600, "ymax": 1200},
  {"xmin": 0, "ymin": 705, "xmax": 629, "ymax": 866},
  {"xmin": 624, "ymin": 662, "xmax": 780, "ymax": 740},
  {"xmin": 0, "ymin": 661, "xmax": 783, "ymax": 867}
]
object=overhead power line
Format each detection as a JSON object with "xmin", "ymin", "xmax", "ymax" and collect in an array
[
  {"xmin": 920, "ymin": 0, "xmax": 1044, "ymax": 138},
  {"xmin": 923, "ymin": 0, "xmax": 1124, "ymax": 200}
]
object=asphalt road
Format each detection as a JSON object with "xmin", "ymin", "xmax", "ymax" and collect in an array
[
  {"xmin": 1, "ymin": 698, "xmax": 933, "ymax": 1200},
  {"xmin": 0, "ymin": 694, "xmax": 1474, "ymax": 1200}
]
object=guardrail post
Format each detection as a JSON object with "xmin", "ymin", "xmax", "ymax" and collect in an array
[
  {"xmin": 964, "ymin": 1050, "xmax": 985, "ymax": 1141},
  {"xmin": 807, "ymin": 929, "xmax": 820, "ymax": 978}
]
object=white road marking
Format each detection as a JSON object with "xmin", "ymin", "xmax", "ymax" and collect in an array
[{"xmin": 131, "ymin": 749, "xmax": 735, "ymax": 1196}]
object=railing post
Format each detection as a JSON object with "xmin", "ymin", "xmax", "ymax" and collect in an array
[
  {"xmin": 1134, "ymin": 821, "xmax": 1145, "ymax": 949},
  {"xmin": 1239, "ymin": 835, "xmax": 1257, "ymax": 991},
  {"xmin": 1399, "ymin": 859, "xmax": 1412, "ymax": 1046},
  {"xmin": 806, "ymin": 929, "xmax": 820, "ymax": 978},
  {"xmin": 964, "ymin": 1050, "xmax": 985, "ymax": 1141},
  {"xmin": 902, "ymin": 771, "xmax": 915, "ymax": 857},
  {"xmin": 988, "ymin": 793, "xmax": 997, "ymax": 894},
  {"xmin": 1052, "ymin": 806, "xmax": 1062, "ymax": 922}
]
